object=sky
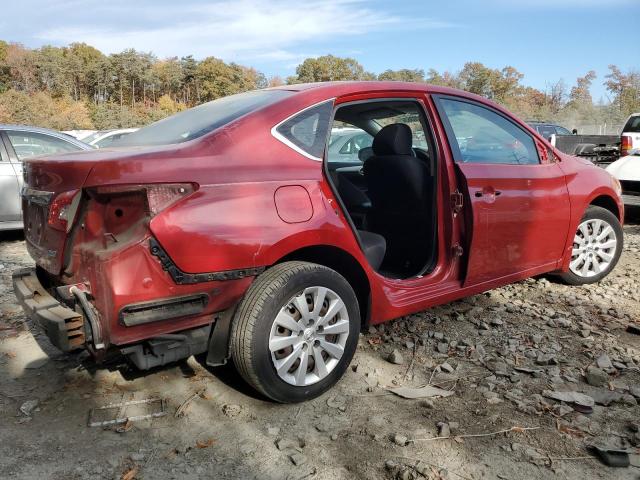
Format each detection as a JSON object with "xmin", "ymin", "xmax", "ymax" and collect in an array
[{"xmin": 1, "ymin": 0, "xmax": 638, "ymax": 101}]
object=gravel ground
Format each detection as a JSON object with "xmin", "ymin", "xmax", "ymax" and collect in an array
[{"xmin": 0, "ymin": 212, "xmax": 639, "ymax": 480}]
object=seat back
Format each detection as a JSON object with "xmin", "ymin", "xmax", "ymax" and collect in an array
[{"xmin": 363, "ymin": 123, "xmax": 433, "ymax": 274}]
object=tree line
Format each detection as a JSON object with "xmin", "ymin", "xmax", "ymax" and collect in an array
[{"xmin": 0, "ymin": 41, "xmax": 638, "ymax": 132}]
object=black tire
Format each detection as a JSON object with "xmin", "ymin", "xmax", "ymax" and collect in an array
[
  {"xmin": 558, "ymin": 206, "xmax": 623, "ymax": 285},
  {"xmin": 230, "ymin": 261, "xmax": 360, "ymax": 403}
]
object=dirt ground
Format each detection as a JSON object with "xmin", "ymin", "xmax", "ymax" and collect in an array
[{"xmin": 1, "ymin": 213, "xmax": 639, "ymax": 480}]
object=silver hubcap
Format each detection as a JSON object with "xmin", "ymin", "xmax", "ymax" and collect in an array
[
  {"xmin": 570, "ymin": 218, "xmax": 617, "ymax": 278},
  {"xmin": 269, "ymin": 286, "xmax": 349, "ymax": 387}
]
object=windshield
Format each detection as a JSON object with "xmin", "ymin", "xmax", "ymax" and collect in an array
[{"xmin": 114, "ymin": 90, "xmax": 291, "ymax": 147}]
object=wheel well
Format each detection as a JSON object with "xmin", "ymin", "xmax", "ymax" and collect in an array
[
  {"xmin": 276, "ymin": 245, "xmax": 371, "ymax": 328},
  {"xmin": 590, "ymin": 195, "xmax": 621, "ymax": 221}
]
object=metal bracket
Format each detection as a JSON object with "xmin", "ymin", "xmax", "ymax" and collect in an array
[
  {"xmin": 205, "ymin": 306, "xmax": 237, "ymax": 367},
  {"xmin": 451, "ymin": 189, "xmax": 464, "ymax": 215},
  {"xmin": 149, "ymin": 238, "xmax": 264, "ymax": 285}
]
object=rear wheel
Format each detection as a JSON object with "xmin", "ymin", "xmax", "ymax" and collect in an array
[
  {"xmin": 230, "ymin": 261, "xmax": 360, "ymax": 403},
  {"xmin": 559, "ymin": 206, "xmax": 623, "ymax": 285}
]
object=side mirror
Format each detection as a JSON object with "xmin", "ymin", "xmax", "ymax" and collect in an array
[{"xmin": 572, "ymin": 129, "xmax": 578, "ymax": 135}]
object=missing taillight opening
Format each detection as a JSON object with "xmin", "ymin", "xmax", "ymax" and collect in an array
[{"xmin": 94, "ymin": 183, "xmax": 196, "ymax": 216}]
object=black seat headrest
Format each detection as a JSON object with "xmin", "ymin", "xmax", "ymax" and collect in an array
[
  {"xmin": 372, "ymin": 123, "xmax": 413, "ymax": 156},
  {"xmin": 358, "ymin": 146, "xmax": 373, "ymax": 163}
]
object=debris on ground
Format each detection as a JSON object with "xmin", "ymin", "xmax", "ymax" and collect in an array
[
  {"xmin": 19, "ymin": 399, "xmax": 39, "ymax": 417},
  {"xmin": 588, "ymin": 445, "xmax": 631, "ymax": 468},
  {"xmin": 87, "ymin": 398, "xmax": 167, "ymax": 427},
  {"xmin": 175, "ymin": 388, "xmax": 205, "ymax": 418},
  {"xmin": 1, "ymin": 221, "xmax": 639, "ymax": 479},
  {"xmin": 387, "ymin": 385, "xmax": 455, "ymax": 399}
]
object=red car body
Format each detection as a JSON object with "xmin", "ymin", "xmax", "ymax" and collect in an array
[{"xmin": 14, "ymin": 81, "xmax": 622, "ymax": 367}]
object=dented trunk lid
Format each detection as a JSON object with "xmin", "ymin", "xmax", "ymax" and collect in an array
[
  {"xmin": 23, "ymin": 156, "xmax": 95, "ymax": 274},
  {"xmin": 22, "ymin": 143, "xmax": 210, "ymax": 275}
]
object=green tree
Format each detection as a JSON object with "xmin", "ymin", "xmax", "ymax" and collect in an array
[
  {"xmin": 0, "ymin": 40, "xmax": 10, "ymax": 93},
  {"xmin": 288, "ymin": 55, "xmax": 374, "ymax": 83},
  {"xmin": 426, "ymin": 68, "xmax": 461, "ymax": 88},
  {"xmin": 196, "ymin": 57, "xmax": 263, "ymax": 101},
  {"xmin": 377, "ymin": 68, "xmax": 425, "ymax": 82}
]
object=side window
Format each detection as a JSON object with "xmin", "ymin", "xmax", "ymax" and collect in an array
[
  {"xmin": 438, "ymin": 99, "xmax": 540, "ymax": 165},
  {"xmin": 95, "ymin": 134, "xmax": 123, "ymax": 148},
  {"xmin": 328, "ymin": 100, "xmax": 431, "ymax": 165},
  {"xmin": 555, "ymin": 126, "xmax": 572, "ymax": 135},
  {"xmin": 6, "ymin": 131, "xmax": 81, "ymax": 160},
  {"xmin": 275, "ymin": 101, "xmax": 333, "ymax": 159}
]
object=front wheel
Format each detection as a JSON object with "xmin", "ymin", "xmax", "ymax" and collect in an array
[
  {"xmin": 559, "ymin": 206, "xmax": 623, "ymax": 285},
  {"xmin": 230, "ymin": 261, "xmax": 360, "ymax": 403}
]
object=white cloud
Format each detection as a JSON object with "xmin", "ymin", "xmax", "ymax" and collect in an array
[
  {"xmin": 34, "ymin": 0, "xmax": 455, "ymax": 63},
  {"xmin": 489, "ymin": 0, "xmax": 634, "ymax": 7}
]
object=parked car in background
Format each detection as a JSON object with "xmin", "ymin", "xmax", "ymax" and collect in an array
[
  {"xmin": 13, "ymin": 82, "xmax": 624, "ymax": 403},
  {"xmin": 0, "ymin": 125, "xmax": 92, "ymax": 231},
  {"xmin": 63, "ymin": 130, "xmax": 97, "ymax": 141},
  {"xmin": 327, "ymin": 127, "xmax": 373, "ymax": 163},
  {"xmin": 621, "ymin": 113, "xmax": 640, "ymax": 157},
  {"xmin": 82, "ymin": 128, "xmax": 138, "ymax": 148},
  {"xmin": 527, "ymin": 121, "xmax": 573, "ymax": 140},
  {"xmin": 606, "ymin": 149, "xmax": 640, "ymax": 207}
]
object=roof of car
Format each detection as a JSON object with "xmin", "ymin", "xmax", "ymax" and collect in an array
[
  {"xmin": 0, "ymin": 124, "xmax": 92, "ymax": 149},
  {"xmin": 0, "ymin": 124, "xmax": 73, "ymax": 135},
  {"xmin": 267, "ymin": 81, "xmax": 517, "ymax": 120},
  {"xmin": 268, "ymin": 81, "xmax": 489, "ymax": 101}
]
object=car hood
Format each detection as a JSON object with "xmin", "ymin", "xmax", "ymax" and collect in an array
[{"xmin": 605, "ymin": 155, "xmax": 640, "ymax": 181}]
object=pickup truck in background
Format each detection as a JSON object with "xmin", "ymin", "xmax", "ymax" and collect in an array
[
  {"xmin": 552, "ymin": 133, "xmax": 621, "ymax": 165},
  {"xmin": 621, "ymin": 113, "xmax": 640, "ymax": 157},
  {"xmin": 527, "ymin": 121, "xmax": 621, "ymax": 166}
]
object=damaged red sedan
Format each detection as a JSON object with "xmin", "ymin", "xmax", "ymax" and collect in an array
[{"xmin": 13, "ymin": 82, "xmax": 623, "ymax": 402}]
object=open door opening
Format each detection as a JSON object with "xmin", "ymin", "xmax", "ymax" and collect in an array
[{"xmin": 324, "ymin": 99, "xmax": 438, "ymax": 280}]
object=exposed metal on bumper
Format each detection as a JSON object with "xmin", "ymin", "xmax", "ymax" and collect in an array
[
  {"xmin": 70, "ymin": 286, "xmax": 105, "ymax": 349},
  {"xmin": 12, "ymin": 268, "xmax": 85, "ymax": 352}
]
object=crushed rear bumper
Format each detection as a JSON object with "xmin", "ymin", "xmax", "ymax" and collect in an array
[{"xmin": 12, "ymin": 268, "xmax": 86, "ymax": 352}]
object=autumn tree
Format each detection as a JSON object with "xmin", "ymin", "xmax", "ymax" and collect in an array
[{"xmin": 605, "ymin": 65, "xmax": 640, "ymax": 118}]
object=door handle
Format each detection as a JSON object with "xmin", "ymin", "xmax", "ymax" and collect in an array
[{"xmin": 474, "ymin": 189, "xmax": 502, "ymax": 199}]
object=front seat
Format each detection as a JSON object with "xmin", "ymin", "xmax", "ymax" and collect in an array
[{"xmin": 363, "ymin": 123, "xmax": 433, "ymax": 276}]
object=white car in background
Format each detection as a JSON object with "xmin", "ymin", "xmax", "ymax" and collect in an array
[
  {"xmin": 82, "ymin": 128, "xmax": 138, "ymax": 148},
  {"xmin": 63, "ymin": 129, "xmax": 97, "ymax": 141},
  {"xmin": 327, "ymin": 127, "xmax": 373, "ymax": 163},
  {"xmin": 621, "ymin": 113, "xmax": 640, "ymax": 157},
  {"xmin": 606, "ymin": 149, "xmax": 640, "ymax": 207}
]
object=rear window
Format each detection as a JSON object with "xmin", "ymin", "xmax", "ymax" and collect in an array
[
  {"xmin": 274, "ymin": 101, "xmax": 333, "ymax": 159},
  {"xmin": 623, "ymin": 115, "xmax": 640, "ymax": 133},
  {"xmin": 115, "ymin": 90, "xmax": 291, "ymax": 147}
]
